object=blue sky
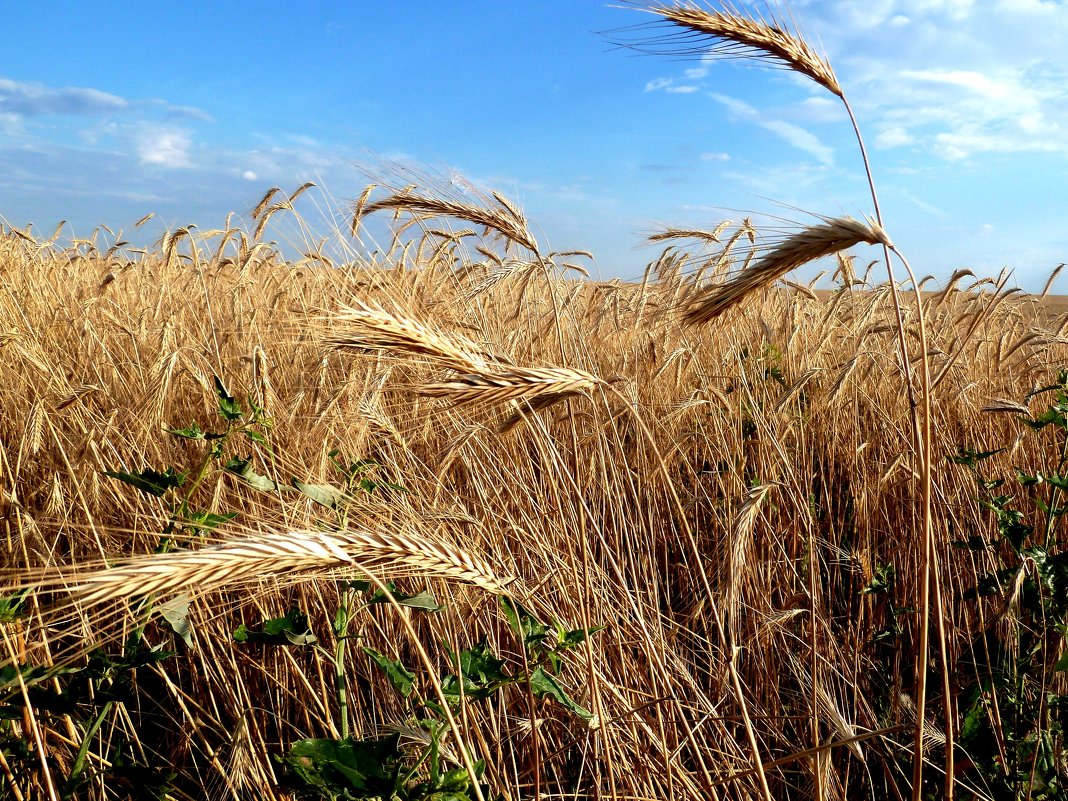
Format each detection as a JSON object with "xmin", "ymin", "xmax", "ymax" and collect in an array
[{"xmin": 1, "ymin": 1, "xmax": 1066, "ymax": 289}]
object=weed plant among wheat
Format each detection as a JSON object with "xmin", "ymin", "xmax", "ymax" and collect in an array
[{"xmin": 3, "ymin": 3, "xmax": 1068, "ymax": 801}]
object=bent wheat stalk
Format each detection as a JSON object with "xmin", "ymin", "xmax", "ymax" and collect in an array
[{"xmin": 619, "ymin": 5, "xmax": 944, "ymax": 795}]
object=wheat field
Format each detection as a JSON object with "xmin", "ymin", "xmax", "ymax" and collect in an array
[{"xmin": 4, "ymin": 4, "xmax": 1068, "ymax": 801}]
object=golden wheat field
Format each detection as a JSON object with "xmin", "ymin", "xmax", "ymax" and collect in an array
[{"xmin": 4, "ymin": 5, "xmax": 1068, "ymax": 801}]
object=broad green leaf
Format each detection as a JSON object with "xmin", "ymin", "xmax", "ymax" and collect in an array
[
  {"xmin": 213, "ymin": 375, "xmax": 243, "ymax": 421},
  {"xmin": 949, "ymin": 446, "xmax": 1004, "ymax": 467},
  {"xmin": 104, "ymin": 467, "xmax": 186, "ymax": 497},
  {"xmin": 233, "ymin": 608, "xmax": 316, "ymax": 646},
  {"xmin": 362, "ymin": 647, "xmax": 416, "ymax": 697},
  {"xmin": 441, "ymin": 640, "xmax": 510, "ymax": 704},
  {"xmin": 500, "ymin": 596, "xmax": 551, "ymax": 651},
  {"xmin": 243, "ymin": 428, "xmax": 268, "ymax": 445},
  {"xmin": 225, "ymin": 457, "xmax": 279, "ymax": 491},
  {"xmin": 557, "ymin": 623, "xmax": 606, "ymax": 650},
  {"xmin": 165, "ymin": 423, "xmax": 207, "ymax": 440},
  {"xmin": 366, "ymin": 583, "xmax": 443, "ymax": 612},
  {"xmin": 0, "ymin": 588, "xmax": 30, "ymax": 622},
  {"xmin": 292, "ymin": 479, "xmax": 343, "ymax": 509},
  {"xmin": 529, "ymin": 667, "xmax": 593, "ymax": 721},
  {"xmin": 281, "ymin": 734, "xmax": 402, "ymax": 800},
  {"xmin": 1055, "ymin": 651, "xmax": 1068, "ymax": 672}
]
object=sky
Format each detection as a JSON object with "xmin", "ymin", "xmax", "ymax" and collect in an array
[{"xmin": 1, "ymin": 0, "xmax": 1066, "ymax": 289}]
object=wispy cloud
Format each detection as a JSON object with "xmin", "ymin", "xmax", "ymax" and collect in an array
[
  {"xmin": 0, "ymin": 77, "xmax": 127, "ymax": 117},
  {"xmin": 712, "ymin": 93, "xmax": 835, "ymax": 166},
  {"xmin": 645, "ymin": 77, "xmax": 699, "ymax": 94},
  {"xmin": 789, "ymin": 1, "xmax": 1068, "ymax": 161},
  {"xmin": 0, "ymin": 76, "xmax": 212, "ymax": 127}
]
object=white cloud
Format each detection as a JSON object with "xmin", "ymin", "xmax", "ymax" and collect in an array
[
  {"xmin": 0, "ymin": 112, "xmax": 23, "ymax": 135},
  {"xmin": 875, "ymin": 127, "xmax": 914, "ymax": 148},
  {"xmin": 645, "ymin": 77, "xmax": 699, "ymax": 94},
  {"xmin": 712, "ymin": 93, "xmax": 835, "ymax": 166},
  {"xmin": 137, "ymin": 128, "xmax": 193, "ymax": 168},
  {"xmin": 784, "ymin": 1, "xmax": 1068, "ymax": 162},
  {"xmin": 700, "ymin": 152, "xmax": 730, "ymax": 162},
  {"xmin": 242, "ymin": 170, "xmax": 258, "ymax": 181}
]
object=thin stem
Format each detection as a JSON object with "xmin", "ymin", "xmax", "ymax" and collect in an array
[{"xmin": 841, "ymin": 93, "xmax": 947, "ymax": 801}]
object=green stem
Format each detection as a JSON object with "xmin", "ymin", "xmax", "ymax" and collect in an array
[
  {"xmin": 334, "ymin": 589, "xmax": 354, "ymax": 740},
  {"xmin": 62, "ymin": 700, "xmax": 113, "ymax": 799}
]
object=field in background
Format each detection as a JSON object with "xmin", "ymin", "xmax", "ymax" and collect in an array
[{"xmin": 2, "ymin": 189, "xmax": 1068, "ymax": 801}]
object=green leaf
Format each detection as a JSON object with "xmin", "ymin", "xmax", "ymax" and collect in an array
[
  {"xmin": 528, "ymin": 667, "xmax": 593, "ymax": 721},
  {"xmin": 1054, "ymin": 651, "xmax": 1068, "ymax": 672},
  {"xmin": 233, "ymin": 608, "xmax": 317, "ymax": 646},
  {"xmin": 949, "ymin": 446, "xmax": 1004, "ymax": 467},
  {"xmin": 441, "ymin": 640, "xmax": 510, "ymax": 704},
  {"xmin": 366, "ymin": 583, "xmax": 444, "ymax": 612},
  {"xmin": 281, "ymin": 734, "xmax": 402, "ymax": 800},
  {"xmin": 557, "ymin": 624, "xmax": 605, "ymax": 650},
  {"xmin": 292, "ymin": 479, "xmax": 343, "ymax": 509},
  {"xmin": 0, "ymin": 588, "xmax": 30, "ymax": 623},
  {"xmin": 243, "ymin": 428, "xmax": 268, "ymax": 445},
  {"xmin": 362, "ymin": 647, "xmax": 416, "ymax": 698},
  {"xmin": 104, "ymin": 467, "xmax": 186, "ymax": 498},
  {"xmin": 861, "ymin": 563, "xmax": 895, "ymax": 596},
  {"xmin": 224, "ymin": 457, "xmax": 279, "ymax": 491},
  {"xmin": 165, "ymin": 423, "xmax": 207, "ymax": 440},
  {"xmin": 500, "ymin": 596, "xmax": 551, "ymax": 652},
  {"xmin": 213, "ymin": 376, "xmax": 244, "ymax": 421},
  {"xmin": 1023, "ymin": 407, "xmax": 1067, "ymax": 430},
  {"xmin": 183, "ymin": 509, "xmax": 237, "ymax": 535}
]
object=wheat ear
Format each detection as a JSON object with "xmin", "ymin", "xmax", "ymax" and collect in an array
[
  {"xmin": 327, "ymin": 302, "xmax": 501, "ymax": 372},
  {"xmin": 684, "ymin": 216, "xmax": 890, "ymax": 324},
  {"xmin": 616, "ymin": 1, "xmax": 842, "ymax": 98},
  {"xmin": 67, "ymin": 528, "xmax": 510, "ymax": 605},
  {"xmin": 419, "ymin": 366, "xmax": 603, "ymax": 407}
]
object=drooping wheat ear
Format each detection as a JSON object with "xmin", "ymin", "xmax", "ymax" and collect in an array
[
  {"xmin": 326, "ymin": 301, "xmax": 502, "ymax": 373},
  {"xmin": 68, "ymin": 528, "xmax": 511, "ymax": 605},
  {"xmin": 616, "ymin": 1, "xmax": 842, "ymax": 98},
  {"xmin": 647, "ymin": 219, "xmax": 734, "ymax": 246},
  {"xmin": 464, "ymin": 258, "xmax": 541, "ymax": 300},
  {"xmin": 684, "ymin": 216, "xmax": 891, "ymax": 324},
  {"xmin": 354, "ymin": 179, "xmax": 540, "ymax": 256},
  {"xmin": 723, "ymin": 483, "xmax": 775, "ymax": 634},
  {"xmin": 419, "ymin": 365, "xmax": 603, "ymax": 408}
]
